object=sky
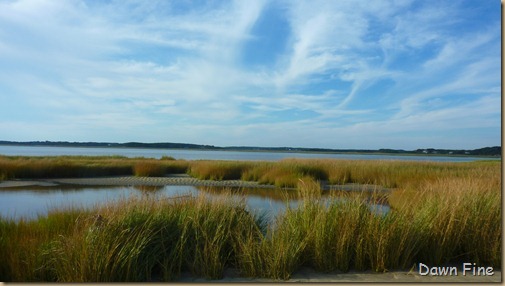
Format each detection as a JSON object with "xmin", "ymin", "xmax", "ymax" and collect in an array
[{"xmin": 0, "ymin": 0, "xmax": 501, "ymax": 150}]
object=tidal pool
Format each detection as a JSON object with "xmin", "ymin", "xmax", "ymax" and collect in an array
[{"xmin": 0, "ymin": 185, "xmax": 390, "ymax": 222}]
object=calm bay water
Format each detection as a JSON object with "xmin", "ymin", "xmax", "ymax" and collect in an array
[{"xmin": 0, "ymin": 145, "xmax": 496, "ymax": 162}]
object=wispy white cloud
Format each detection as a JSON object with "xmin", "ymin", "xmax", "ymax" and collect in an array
[{"xmin": 0, "ymin": 0, "xmax": 499, "ymax": 149}]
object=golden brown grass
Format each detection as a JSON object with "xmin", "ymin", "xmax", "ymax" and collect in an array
[
  {"xmin": 0, "ymin": 155, "xmax": 189, "ymax": 179},
  {"xmin": 1, "ymin": 155, "xmax": 499, "ymax": 191},
  {"xmin": 0, "ymin": 157, "xmax": 500, "ymax": 281},
  {"xmin": 188, "ymin": 161, "xmax": 253, "ymax": 180},
  {"xmin": 133, "ymin": 161, "xmax": 166, "ymax": 177}
]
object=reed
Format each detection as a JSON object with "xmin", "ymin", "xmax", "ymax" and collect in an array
[
  {"xmin": 234, "ymin": 159, "xmax": 500, "ymax": 277},
  {"xmin": 359, "ymin": 210, "xmax": 422, "ymax": 272},
  {"xmin": 133, "ymin": 161, "xmax": 166, "ymax": 177},
  {"xmin": 395, "ymin": 176, "xmax": 501, "ymax": 267},
  {"xmin": 296, "ymin": 176, "xmax": 323, "ymax": 198},
  {"xmin": 308, "ymin": 197, "xmax": 369, "ymax": 272},
  {"xmin": 0, "ymin": 156, "xmax": 129, "ymax": 179},
  {"xmin": 182, "ymin": 194, "xmax": 260, "ymax": 279},
  {"xmin": 234, "ymin": 206, "xmax": 311, "ymax": 280},
  {"xmin": 241, "ymin": 159, "xmax": 328, "ymax": 188},
  {"xmin": 1, "ymin": 155, "xmax": 500, "ymax": 191},
  {"xmin": 188, "ymin": 161, "xmax": 252, "ymax": 180},
  {"xmin": 0, "ymin": 158, "xmax": 500, "ymax": 281},
  {"xmin": 0, "ymin": 155, "xmax": 189, "ymax": 179},
  {"xmin": 0, "ymin": 193, "xmax": 266, "ymax": 282},
  {"xmin": 0, "ymin": 207, "xmax": 88, "ymax": 281},
  {"xmin": 247, "ymin": 192, "xmax": 420, "ymax": 276}
]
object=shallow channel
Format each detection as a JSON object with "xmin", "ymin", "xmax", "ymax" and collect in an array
[{"xmin": 0, "ymin": 185, "xmax": 390, "ymax": 222}]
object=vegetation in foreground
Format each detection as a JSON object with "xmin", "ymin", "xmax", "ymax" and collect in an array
[
  {"xmin": 0, "ymin": 156, "xmax": 500, "ymax": 281},
  {"xmin": 0, "ymin": 163, "xmax": 500, "ymax": 281}
]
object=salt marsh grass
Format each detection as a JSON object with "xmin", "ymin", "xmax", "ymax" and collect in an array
[
  {"xmin": 0, "ymin": 155, "xmax": 189, "ymax": 180},
  {"xmin": 188, "ymin": 161, "xmax": 252, "ymax": 180},
  {"xmin": 238, "ymin": 159, "xmax": 327, "ymax": 188},
  {"xmin": 0, "ymin": 155, "xmax": 499, "ymax": 191},
  {"xmin": 390, "ymin": 176, "xmax": 501, "ymax": 267},
  {"xmin": 189, "ymin": 158, "xmax": 498, "ymax": 190},
  {"xmin": 0, "ymin": 157, "xmax": 500, "ymax": 281},
  {"xmin": 133, "ymin": 161, "xmax": 166, "ymax": 177},
  {"xmin": 0, "ymin": 194, "xmax": 266, "ymax": 282},
  {"xmin": 0, "ymin": 207, "xmax": 90, "ymax": 281}
]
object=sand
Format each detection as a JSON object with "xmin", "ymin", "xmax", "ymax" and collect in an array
[
  {"xmin": 177, "ymin": 266, "xmax": 502, "ymax": 283},
  {"xmin": 0, "ymin": 180, "xmax": 59, "ymax": 188},
  {"xmin": 0, "ymin": 174, "xmax": 389, "ymax": 192}
]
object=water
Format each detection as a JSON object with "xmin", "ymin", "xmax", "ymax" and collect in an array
[
  {"xmin": 0, "ymin": 145, "xmax": 497, "ymax": 162},
  {"xmin": 0, "ymin": 145, "xmax": 490, "ymax": 222},
  {"xmin": 0, "ymin": 185, "xmax": 389, "ymax": 222}
]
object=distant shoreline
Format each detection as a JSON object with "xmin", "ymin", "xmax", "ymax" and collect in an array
[{"xmin": 0, "ymin": 141, "xmax": 501, "ymax": 158}]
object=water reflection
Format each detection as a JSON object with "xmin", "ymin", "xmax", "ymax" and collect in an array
[
  {"xmin": 0, "ymin": 185, "xmax": 390, "ymax": 222},
  {"xmin": 194, "ymin": 186, "xmax": 300, "ymax": 222},
  {"xmin": 188, "ymin": 186, "xmax": 390, "ymax": 221},
  {"xmin": 195, "ymin": 186, "xmax": 299, "ymax": 200},
  {"xmin": 133, "ymin": 185, "xmax": 165, "ymax": 194}
]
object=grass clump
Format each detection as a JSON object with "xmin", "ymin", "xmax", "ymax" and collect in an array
[
  {"xmin": 308, "ymin": 198, "xmax": 369, "ymax": 272},
  {"xmin": 396, "ymin": 177, "xmax": 502, "ymax": 267},
  {"xmin": 160, "ymin": 156, "xmax": 176, "ymax": 160},
  {"xmin": 133, "ymin": 162, "xmax": 166, "ymax": 177},
  {"xmin": 234, "ymin": 205, "xmax": 312, "ymax": 280},
  {"xmin": 188, "ymin": 161, "xmax": 252, "ymax": 180},
  {"xmin": 234, "ymin": 162, "xmax": 500, "ymax": 278},
  {"xmin": 1, "ymin": 155, "xmax": 499, "ymax": 191},
  {"xmin": 0, "ymin": 158, "xmax": 500, "ymax": 281},
  {"xmin": 0, "ymin": 155, "xmax": 190, "ymax": 179},
  {"xmin": 234, "ymin": 192, "xmax": 420, "ymax": 279},
  {"xmin": 0, "ymin": 181, "xmax": 501, "ymax": 281},
  {"xmin": 0, "ymin": 208, "xmax": 89, "ymax": 281},
  {"xmin": 0, "ymin": 193, "xmax": 265, "ymax": 282},
  {"xmin": 240, "ymin": 159, "xmax": 328, "ymax": 188}
]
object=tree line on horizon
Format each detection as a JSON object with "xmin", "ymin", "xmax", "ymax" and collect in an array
[{"xmin": 0, "ymin": 141, "xmax": 500, "ymax": 156}]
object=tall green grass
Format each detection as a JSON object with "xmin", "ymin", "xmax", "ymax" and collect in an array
[
  {"xmin": 0, "ymin": 194, "xmax": 266, "ymax": 282},
  {"xmin": 0, "ymin": 208, "xmax": 89, "ymax": 281},
  {"xmin": 234, "ymin": 192, "xmax": 422, "ymax": 279},
  {"xmin": 0, "ymin": 159, "xmax": 500, "ymax": 281},
  {"xmin": 391, "ymin": 176, "xmax": 501, "ymax": 267}
]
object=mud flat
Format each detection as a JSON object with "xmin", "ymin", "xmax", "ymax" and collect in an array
[{"xmin": 0, "ymin": 174, "xmax": 389, "ymax": 192}]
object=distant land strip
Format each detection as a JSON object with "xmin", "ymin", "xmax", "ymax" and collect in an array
[{"xmin": 0, "ymin": 140, "xmax": 501, "ymax": 157}]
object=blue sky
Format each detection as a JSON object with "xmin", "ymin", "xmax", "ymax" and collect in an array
[{"xmin": 0, "ymin": 0, "xmax": 500, "ymax": 149}]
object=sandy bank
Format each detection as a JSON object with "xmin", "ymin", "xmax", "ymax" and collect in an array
[
  {"xmin": 177, "ymin": 267, "xmax": 501, "ymax": 283},
  {"xmin": 0, "ymin": 175, "xmax": 389, "ymax": 192}
]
